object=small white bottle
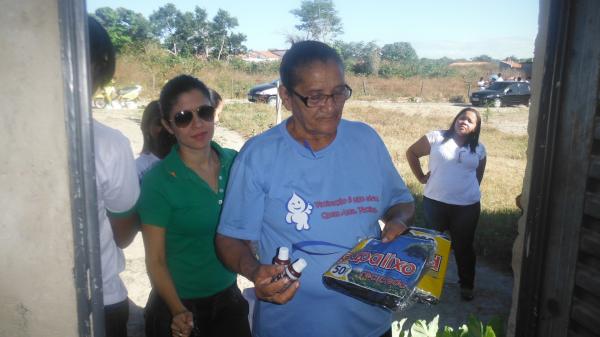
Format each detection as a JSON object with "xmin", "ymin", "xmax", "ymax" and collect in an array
[
  {"xmin": 284, "ymin": 258, "xmax": 307, "ymax": 281},
  {"xmin": 273, "ymin": 258, "xmax": 307, "ymax": 283},
  {"xmin": 272, "ymin": 247, "xmax": 290, "ymax": 266},
  {"xmin": 272, "ymin": 247, "xmax": 291, "ymax": 282}
]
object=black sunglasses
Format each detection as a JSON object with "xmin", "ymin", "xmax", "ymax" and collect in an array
[{"xmin": 169, "ymin": 105, "xmax": 216, "ymax": 128}]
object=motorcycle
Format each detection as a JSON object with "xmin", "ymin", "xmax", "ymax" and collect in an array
[{"xmin": 93, "ymin": 84, "xmax": 142, "ymax": 109}]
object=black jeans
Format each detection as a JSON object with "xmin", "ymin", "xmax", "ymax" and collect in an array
[
  {"xmin": 145, "ymin": 284, "xmax": 251, "ymax": 337},
  {"xmin": 105, "ymin": 298, "xmax": 129, "ymax": 337},
  {"xmin": 422, "ymin": 196, "xmax": 481, "ymax": 289}
]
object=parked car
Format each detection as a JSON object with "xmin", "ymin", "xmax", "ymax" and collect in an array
[
  {"xmin": 248, "ymin": 79, "xmax": 279, "ymax": 105},
  {"xmin": 470, "ymin": 81, "xmax": 531, "ymax": 108}
]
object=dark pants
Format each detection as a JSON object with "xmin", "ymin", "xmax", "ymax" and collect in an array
[
  {"xmin": 422, "ymin": 196, "xmax": 481, "ymax": 289},
  {"xmin": 144, "ymin": 284, "xmax": 251, "ymax": 337},
  {"xmin": 105, "ymin": 298, "xmax": 129, "ymax": 337}
]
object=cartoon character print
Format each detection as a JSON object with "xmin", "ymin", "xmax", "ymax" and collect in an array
[{"xmin": 285, "ymin": 192, "xmax": 313, "ymax": 231}]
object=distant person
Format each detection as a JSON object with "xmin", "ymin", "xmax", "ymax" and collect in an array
[
  {"xmin": 496, "ymin": 73, "xmax": 504, "ymax": 82},
  {"xmin": 525, "ymin": 76, "xmax": 531, "ymax": 83},
  {"xmin": 88, "ymin": 16, "xmax": 140, "ymax": 337},
  {"xmin": 517, "ymin": 77, "xmax": 522, "ymax": 82},
  {"xmin": 406, "ymin": 107, "xmax": 486, "ymax": 301},
  {"xmin": 215, "ymin": 40, "xmax": 415, "ymax": 337},
  {"xmin": 136, "ymin": 100, "xmax": 174, "ymax": 182},
  {"xmin": 138, "ymin": 75, "xmax": 251, "ymax": 337},
  {"xmin": 477, "ymin": 77, "xmax": 486, "ymax": 90},
  {"xmin": 209, "ymin": 88, "xmax": 224, "ymax": 124}
]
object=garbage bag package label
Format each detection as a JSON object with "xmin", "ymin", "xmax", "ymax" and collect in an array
[{"xmin": 323, "ymin": 235, "xmax": 436, "ymax": 311}]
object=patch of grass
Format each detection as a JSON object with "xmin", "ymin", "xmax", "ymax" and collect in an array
[
  {"xmin": 220, "ymin": 103, "xmax": 527, "ymax": 268},
  {"xmin": 220, "ymin": 103, "xmax": 290, "ymax": 138}
]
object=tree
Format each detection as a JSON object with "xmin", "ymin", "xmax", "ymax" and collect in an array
[
  {"xmin": 188, "ymin": 7, "xmax": 211, "ymax": 57},
  {"xmin": 170, "ymin": 8, "xmax": 211, "ymax": 57},
  {"xmin": 290, "ymin": 0, "xmax": 343, "ymax": 43},
  {"xmin": 333, "ymin": 40, "xmax": 381, "ymax": 75},
  {"xmin": 381, "ymin": 42, "xmax": 418, "ymax": 62},
  {"xmin": 209, "ymin": 9, "xmax": 243, "ymax": 60},
  {"xmin": 471, "ymin": 54, "xmax": 493, "ymax": 62},
  {"xmin": 93, "ymin": 7, "xmax": 152, "ymax": 51},
  {"xmin": 227, "ymin": 32, "xmax": 248, "ymax": 57},
  {"xmin": 149, "ymin": 3, "xmax": 182, "ymax": 55}
]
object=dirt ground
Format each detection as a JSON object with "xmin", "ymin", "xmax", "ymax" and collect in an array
[{"xmin": 93, "ymin": 101, "xmax": 519, "ymax": 335}]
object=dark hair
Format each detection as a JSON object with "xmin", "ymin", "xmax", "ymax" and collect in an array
[
  {"xmin": 140, "ymin": 101, "xmax": 161, "ymax": 151},
  {"xmin": 88, "ymin": 16, "xmax": 115, "ymax": 93},
  {"xmin": 443, "ymin": 108, "xmax": 482, "ymax": 153},
  {"xmin": 159, "ymin": 75, "xmax": 212, "ymax": 120},
  {"xmin": 209, "ymin": 88, "xmax": 223, "ymax": 106},
  {"xmin": 140, "ymin": 101, "xmax": 173, "ymax": 158},
  {"xmin": 279, "ymin": 40, "xmax": 344, "ymax": 90}
]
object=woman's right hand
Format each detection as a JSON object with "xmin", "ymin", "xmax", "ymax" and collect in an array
[
  {"xmin": 171, "ymin": 310, "xmax": 194, "ymax": 337},
  {"xmin": 419, "ymin": 172, "xmax": 430, "ymax": 184}
]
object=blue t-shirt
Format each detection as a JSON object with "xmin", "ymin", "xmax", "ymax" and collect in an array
[{"xmin": 218, "ymin": 119, "xmax": 414, "ymax": 337}]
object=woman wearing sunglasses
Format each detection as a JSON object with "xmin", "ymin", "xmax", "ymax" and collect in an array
[{"xmin": 137, "ymin": 75, "xmax": 251, "ymax": 337}]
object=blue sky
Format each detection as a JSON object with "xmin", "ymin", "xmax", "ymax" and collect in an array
[{"xmin": 87, "ymin": 0, "xmax": 539, "ymax": 59}]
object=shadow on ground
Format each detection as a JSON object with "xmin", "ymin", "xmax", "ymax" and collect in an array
[{"xmin": 395, "ymin": 251, "xmax": 513, "ymax": 331}]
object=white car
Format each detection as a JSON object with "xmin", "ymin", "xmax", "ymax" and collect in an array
[{"xmin": 247, "ymin": 80, "xmax": 279, "ymax": 106}]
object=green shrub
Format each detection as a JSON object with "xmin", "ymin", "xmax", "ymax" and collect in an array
[{"xmin": 392, "ymin": 315, "xmax": 505, "ymax": 337}]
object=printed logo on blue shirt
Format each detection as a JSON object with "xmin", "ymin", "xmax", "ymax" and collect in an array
[{"xmin": 285, "ymin": 192, "xmax": 313, "ymax": 231}]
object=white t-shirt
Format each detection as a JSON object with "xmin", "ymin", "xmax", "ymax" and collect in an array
[
  {"xmin": 135, "ymin": 152, "xmax": 160, "ymax": 182},
  {"xmin": 424, "ymin": 130, "xmax": 486, "ymax": 205},
  {"xmin": 93, "ymin": 120, "xmax": 140, "ymax": 305}
]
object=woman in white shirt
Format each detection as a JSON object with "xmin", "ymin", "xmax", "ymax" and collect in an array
[{"xmin": 406, "ymin": 108, "xmax": 486, "ymax": 301}]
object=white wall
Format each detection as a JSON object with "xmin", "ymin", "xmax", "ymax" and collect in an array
[{"xmin": 0, "ymin": 1, "xmax": 79, "ymax": 336}]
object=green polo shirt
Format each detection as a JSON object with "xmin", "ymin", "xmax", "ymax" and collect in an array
[{"xmin": 138, "ymin": 142, "xmax": 237, "ymax": 299}]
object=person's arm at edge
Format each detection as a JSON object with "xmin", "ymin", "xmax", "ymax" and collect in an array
[
  {"xmin": 142, "ymin": 224, "xmax": 193, "ymax": 336},
  {"xmin": 108, "ymin": 211, "xmax": 140, "ymax": 248},
  {"xmin": 477, "ymin": 157, "xmax": 487, "ymax": 185},
  {"xmin": 215, "ymin": 234, "xmax": 299, "ymax": 304},
  {"xmin": 406, "ymin": 135, "xmax": 431, "ymax": 184}
]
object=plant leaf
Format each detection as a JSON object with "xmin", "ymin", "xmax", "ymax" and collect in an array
[
  {"xmin": 466, "ymin": 315, "xmax": 484, "ymax": 337},
  {"xmin": 411, "ymin": 319, "xmax": 433, "ymax": 337},
  {"xmin": 487, "ymin": 316, "xmax": 505, "ymax": 337},
  {"xmin": 482, "ymin": 326, "xmax": 496, "ymax": 337},
  {"xmin": 392, "ymin": 319, "xmax": 408, "ymax": 337},
  {"xmin": 428, "ymin": 315, "xmax": 440, "ymax": 334}
]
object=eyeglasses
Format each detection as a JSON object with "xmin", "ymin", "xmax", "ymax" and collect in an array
[
  {"xmin": 169, "ymin": 105, "xmax": 216, "ymax": 128},
  {"xmin": 289, "ymin": 85, "xmax": 352, "ymax": 108}
]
